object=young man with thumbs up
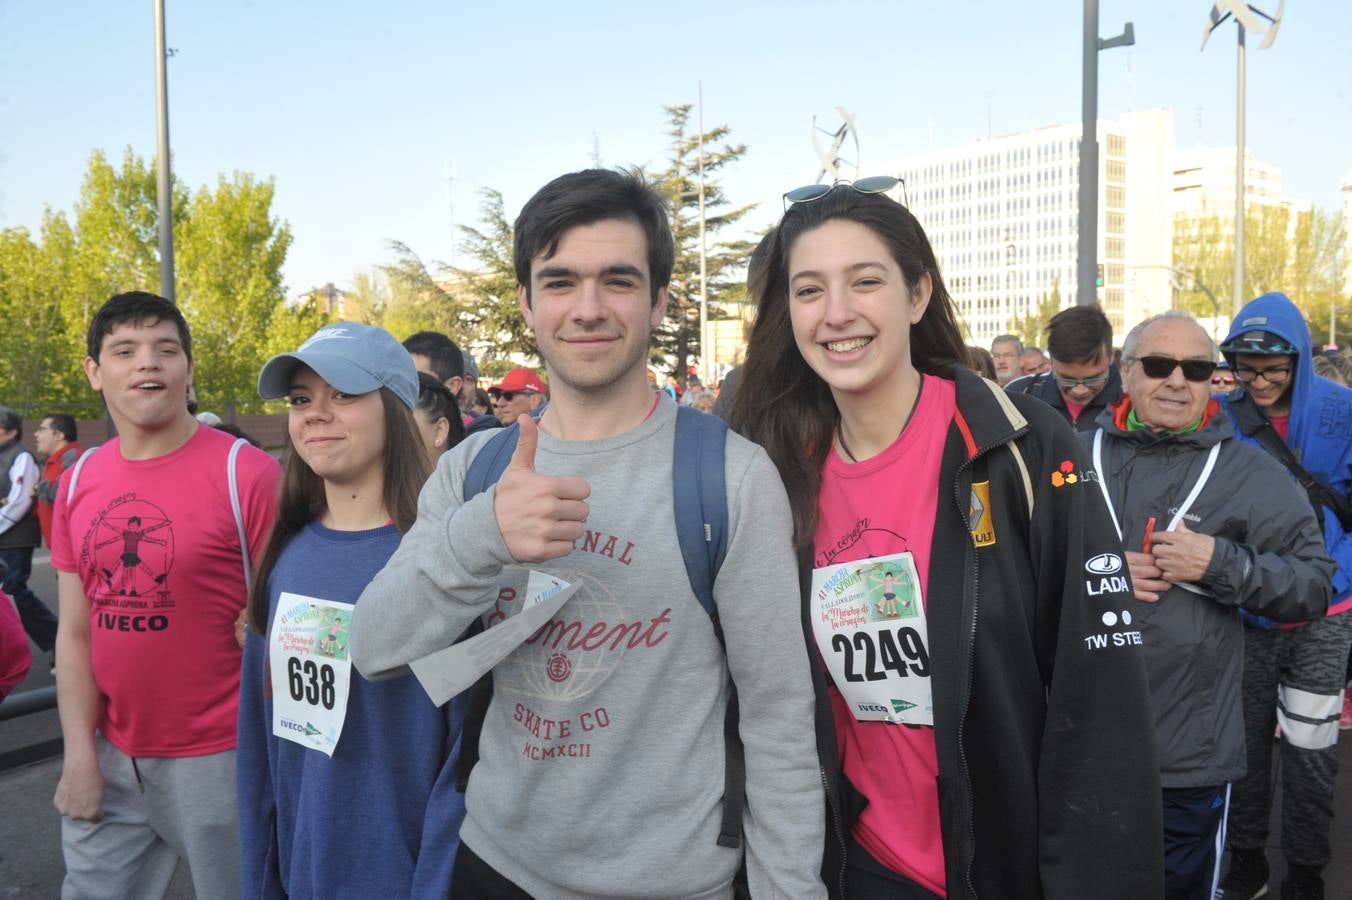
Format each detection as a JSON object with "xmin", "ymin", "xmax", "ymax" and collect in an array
[{"xmin": 352, "ymin": 169, "xmax": 825, "ymax": 899}]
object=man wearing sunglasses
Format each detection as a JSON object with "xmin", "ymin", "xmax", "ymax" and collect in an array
[
  {"xmin": 487, "ymin": 366, "xmax": 548, "ymax": 426},
  {"xmin": 1214, "ymin": 292, "xmax": 1352, "ymax": 900},
  {"xmin": 1007, "ymin": 304, "xmax": 1122, "ymax": 432},
  {"xmin": 1081, "ymin": 310, "xmax": 1334, "ymax": 900}
]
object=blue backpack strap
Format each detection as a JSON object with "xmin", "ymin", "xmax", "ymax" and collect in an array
[
  {"xmin": 462, "ymin": 422, "xmax": 521, "ymax": 501},
  {"xmin": 672, "ymin": 406, "xmax": 728, "ymax": 616},
  {"xmin": 673, "ymin": 406, "xmax": 742, "ymax": 849}
]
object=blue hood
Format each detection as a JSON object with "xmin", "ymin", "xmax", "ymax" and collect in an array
[{"xmin": 1221, "ymin": 291, "xmax": 1352, "ymax": 617}]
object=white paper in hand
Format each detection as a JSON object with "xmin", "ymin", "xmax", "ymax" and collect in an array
[{"xmin": 410, "ymin": 573, "xmax": 577, "ymax": 707}]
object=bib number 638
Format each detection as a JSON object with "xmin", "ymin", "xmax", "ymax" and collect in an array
[
  {"xmin": 287, "ymin": 656, "xmax": 337, "ymax": 710},
  {"xmin": 831, "ymin": 626, "xmax": 930, "ymax": 682}
]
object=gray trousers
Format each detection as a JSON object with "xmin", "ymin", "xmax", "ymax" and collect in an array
[
  {"xmin": 60, "ymin": 734, "xmax": 240, "ymax": 900},
  {"xmin": 1226, "ymin": 613, "xmax": 1352, "ymax": 869}
]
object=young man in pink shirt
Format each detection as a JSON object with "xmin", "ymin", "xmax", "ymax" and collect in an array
[{"xmin": 51, "ymin": 292, "xmax": 279, "ymax": 900}]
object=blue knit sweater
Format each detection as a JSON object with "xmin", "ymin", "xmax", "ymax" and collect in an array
[{"xmin": 238, "ymin": 521, "xmax": 465, "ymax": 899}]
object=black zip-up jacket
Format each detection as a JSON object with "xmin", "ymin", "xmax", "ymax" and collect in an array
[
  {"xmin": 1005, "ymin": 365, "xmax": 1123, "ymax": 433},
  {"xmin": 804, "ymin": 370, "xmax": 1165, "ymax": 899}
]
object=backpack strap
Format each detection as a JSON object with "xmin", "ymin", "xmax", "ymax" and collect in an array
[
  {"xmin": 672, "ymin": 405, "xmax": 728, "ymax": 615},
  {"xmin": 462, "ymin": 422, "xmax": 522, "ymax": 502},
  {"xmin": 1230, "ymin": 396, "xmax": 1352, "ymax": 531},
  {"xmin": 65, "ymin": 448, "xmax": 99, "ymax": 505},
  {"xmin": 227, "ymin": 438, "xmax": 252, "ymax": 592}
]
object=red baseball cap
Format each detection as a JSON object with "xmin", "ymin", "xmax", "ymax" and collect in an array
[{"xmin": 489, "ymin": 367, "xmax": 547, "ymax": 395}]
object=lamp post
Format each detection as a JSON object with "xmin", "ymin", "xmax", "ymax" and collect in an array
[
  {"xmin": 1201, "ymin": 1, "xmax": 1285, "ymax": 315},
  {"xmin": 1129, "ymin": 265, "xmax": 1222, "ymax": 338},
  {"xmin": 154, "ymin": 0, "xmax": 175, "ymax": 303},
  {"xmin": 1077, "ymin": 1, "xmax": 1134, "ymax": 306}
]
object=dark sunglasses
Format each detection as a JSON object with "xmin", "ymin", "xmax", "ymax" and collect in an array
[
  {"xmin": 492, "ymin": 389, "xmax": 536, "ymax": 402},
  {"xmin": 783, "ymin": 175, "xmax": 909, "ymax": 212},
  {"xmin": 1133, "ymin": 356, "xmax": 1217, "ymax": 382}
]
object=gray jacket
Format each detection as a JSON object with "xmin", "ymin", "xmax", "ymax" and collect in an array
[{"xmin": 1080, "ymin": 406, "xmax": 1333, "ymax": 788}]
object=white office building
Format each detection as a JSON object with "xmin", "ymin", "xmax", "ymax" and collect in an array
[{"xmin": 877, "ymin": 108, "xmax": 1176, "ymax": 346}]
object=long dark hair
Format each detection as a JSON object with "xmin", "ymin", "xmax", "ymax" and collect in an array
[
  {"xmin": 248, "ymin": 388, "xmax": 430, "ymax": 635},
  {"xmin": 729, "ymin": 188, "xmax": 968, "ymax": 548}
]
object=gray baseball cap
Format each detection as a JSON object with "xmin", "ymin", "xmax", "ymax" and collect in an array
[
  {"xmin": 258, "ymin": 322, "xmax": 418, "ymax": 410},
  {"xmin": 461, "ymin": 348, "xmax": 480, "ymax": 380}
]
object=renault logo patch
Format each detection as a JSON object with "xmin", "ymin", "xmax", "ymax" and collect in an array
[{"xmin": 969, "ymin": 481, "xmax": 996, "ymax": 547}]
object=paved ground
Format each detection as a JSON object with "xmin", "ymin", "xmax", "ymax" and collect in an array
[{"xmin": 4, "ymin": 555, "xmax": 1352, "ymax": 896}]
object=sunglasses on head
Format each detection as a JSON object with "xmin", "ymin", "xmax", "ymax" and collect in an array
[
  {"xmin": 1133, "ymin": 356, "xmax": 1217, "ymax": 382},
  {"xmin": 783, "ymin": 175, "xmax": 909, "ymax": 212}
]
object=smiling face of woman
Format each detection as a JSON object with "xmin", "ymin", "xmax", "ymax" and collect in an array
[
  {"xmin": 286, "ymin": 366, "xmax": 387, "ymax": 488},
  {"xmin": 786, "ymin": 219, "xmax": 930, "ymax": 402}
]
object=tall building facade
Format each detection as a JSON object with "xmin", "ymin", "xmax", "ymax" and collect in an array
[{"xmin": 881, "ymin": 108, "xmax": 1176, "ymax": 346}]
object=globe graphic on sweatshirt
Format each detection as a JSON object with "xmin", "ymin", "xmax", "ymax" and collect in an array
[{"xmin": 498, "ymin": 570, "xmax": 626, "ymax": 703}]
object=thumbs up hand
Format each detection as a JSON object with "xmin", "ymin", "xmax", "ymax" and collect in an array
[{"xmin": 492, "ymin": 415, "xmax": 591, "ymax": 563}]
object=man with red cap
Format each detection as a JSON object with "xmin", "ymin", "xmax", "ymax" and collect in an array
[{"xmin": 488, "ymin": 366, "xmax": 547, "ymax": 426}]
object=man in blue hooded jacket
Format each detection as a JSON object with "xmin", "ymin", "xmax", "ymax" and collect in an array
[{"xmin": 1215, "ymin": 292, "xmax": 1352, "ymax": 900}]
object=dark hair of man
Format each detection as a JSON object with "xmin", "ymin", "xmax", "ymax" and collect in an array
[
  {"xmin": 87, "ymin": 291, "xmax": 192, "ymax": 362},
  {"xmin": 967, "ymin": 346, "xmax": 997, "ymax": 380},
  {"xmin": 0, "ymin": 407, "xmax": 21, "ymax": 437},
  {"xmin": 248, "ymin": 388, "xmax": 430, "ymax": 634},
  {"xmin": 44, "ymin": 414, "xmax": 78, "ymax": 443},
  {"xmin": 729, "ymin": 188, "xmax": 969, "ymax": 547},
  {"xmin": 402, "ymin": 331, "xmax": 464, "ymax": 384},
  {"xmin": 513, "ymin": 168, "xmax": 674, "ymax": 307},
  {"xmin": 416, "ymin": 371, "xmax": 466, "ymax": 450},
  {"xmin": 1046, "ymin": 304, "xmax": 1112, "ymax": 365}
]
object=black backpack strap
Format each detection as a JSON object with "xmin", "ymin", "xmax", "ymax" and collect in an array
[{"xmin": 1230, "ymin": 396, "xmax": 1352, "ymax": 531}]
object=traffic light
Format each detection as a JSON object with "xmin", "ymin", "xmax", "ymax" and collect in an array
[{"xmin": 1095, "ymin": 264, "xmax": 1104, "ymax": 287}]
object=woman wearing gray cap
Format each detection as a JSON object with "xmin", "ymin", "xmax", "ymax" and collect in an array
[{"xmin": 236, "ymin": 322, "xmax": 465, "ymax": 898}]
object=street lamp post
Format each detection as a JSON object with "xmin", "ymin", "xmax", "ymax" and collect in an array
[
  {"xmin": 1077, "ymin": 1, "xmax": 1134, "ymax": 306},
  {"xmin": 1201, "ymin": 2, "xmax": 1285, "ymax": 316},
  {"xmin": 154, "ymin": 0, "xmax": 175, "ymax": 304},
  {"xmin": 1129, "ymin": 265, "xmax": 1222, "ymax": 338}
]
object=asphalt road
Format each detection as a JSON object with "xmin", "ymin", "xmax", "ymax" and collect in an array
[{"xmin": 3, "ymin": 556, "xmax": 1351, "ymax": 897}]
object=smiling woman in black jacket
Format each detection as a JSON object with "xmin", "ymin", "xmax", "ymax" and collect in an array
[{"xmin": 731, "ymin": 181, "xmax": 1164, "ymax": 899}]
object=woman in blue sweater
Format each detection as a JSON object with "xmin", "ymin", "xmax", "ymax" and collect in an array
[{"xmin": 238, "ymin": 322, "xmax": 464, "ymax": 899}]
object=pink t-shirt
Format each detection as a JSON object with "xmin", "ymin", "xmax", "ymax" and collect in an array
[
  {"xmin": 1268, "ymin": 413, "xmax": 1290, "ymax": 442},
  {"xmin": 1063, "ymin": 398, "xmax": 1086, "ymax": 422},
  {"xmin": 51, "ymin": 425, "xmax": 279, "ymax": 757},
  {"xmin": 813, "ymin": 374, "xmax": 955, "ymax": 896},
  {"xmin": 0, "ymin": 589, "xmax": 31, "ymax": 702}
]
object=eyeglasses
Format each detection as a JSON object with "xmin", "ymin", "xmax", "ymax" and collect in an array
[
  {"xmin": 1053, "ymin": 370, "xmax": 1111, "ymax": 392},
  {"xmin": 1131, "ymin": 356, "xmax": 1217, "ymax": 382},
  {"xmin": 1233, "ymin": 363, "xmax": 1292, "ymax": 386},
  {"xmin": 491, "ymin": 390, "xmax": 536, "ymax": 402},
  {"xmin": 783, "ymin": 175, "xmax": 909, "ymax": 212}
]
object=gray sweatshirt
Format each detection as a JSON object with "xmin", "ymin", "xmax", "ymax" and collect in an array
[{"xmin": 351, "ymin": 398, "xmax": 826, "ymax": 899}]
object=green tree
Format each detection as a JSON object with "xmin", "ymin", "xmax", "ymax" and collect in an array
[
  {"xmin": 1173, "ymin": 202, "xmax": 1347, "ymax": 322},
  {"xmin": 451, "ymin": 188, "xmax": 535, "ymax": 361},
  {"xmin": 0, "ymin": 148, "xmax": 298, "ymax": 416},
  {"xmin": 1006, "ymin": 280, "xmax": 1063, "ymax": 348},
  {"xmin": 652, "ymin": 104, "xmax": 756, "ymax": 383}
]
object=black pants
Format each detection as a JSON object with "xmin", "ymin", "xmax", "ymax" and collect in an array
[
  {"xmin": 0, "ymin": 546, "xmax": 56, "ymax": 653},
  {"xmin": 450, "ymin": 842, "xmax": 534, "ymax": 899},
  {"xmin": 1162, "ymin": 784, "xmax": 1229, "ymax": 900}
]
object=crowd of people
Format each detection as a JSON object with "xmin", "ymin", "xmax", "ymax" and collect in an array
[{"xmin": 0, "ymin": 166, "xmax": 1349, "ymax": 900}]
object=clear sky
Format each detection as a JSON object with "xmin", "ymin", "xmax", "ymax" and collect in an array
[{"xmin": 2, "ymin": 1, "xmax": 1349, "ymax": 297}]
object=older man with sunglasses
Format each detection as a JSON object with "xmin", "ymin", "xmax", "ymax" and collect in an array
[
  {"xmin": 1079, "ymin": 310, "xmax": 1334, "ymax": 900},
  {"xmin": 1213, "ymin": 293, "xmax": 1352, "ymax": 900}
]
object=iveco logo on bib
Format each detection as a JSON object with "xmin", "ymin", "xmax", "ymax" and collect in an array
[
  {"xmin": 856, "ymin": 703, "xmax": 889, "ymax": 715},
  {"xmin": 1085, "ymin": 553, "xmax": 1122, "ymax": 575}
]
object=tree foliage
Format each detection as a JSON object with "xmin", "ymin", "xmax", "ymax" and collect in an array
[
  {"xmin": 651, "ymin": 104, "xmax": 756, "ymax": 384},
  {"xmin": 0, "ymin": 148, "xmax": 310, "ymax": 418},
  {"xmin": 1173, "ymin": 203, "xmax": 1348, "ymax": 341},
  {"xmin": 1006, "ymin": 279, "xmax": 1064, "ymax": 348}
]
